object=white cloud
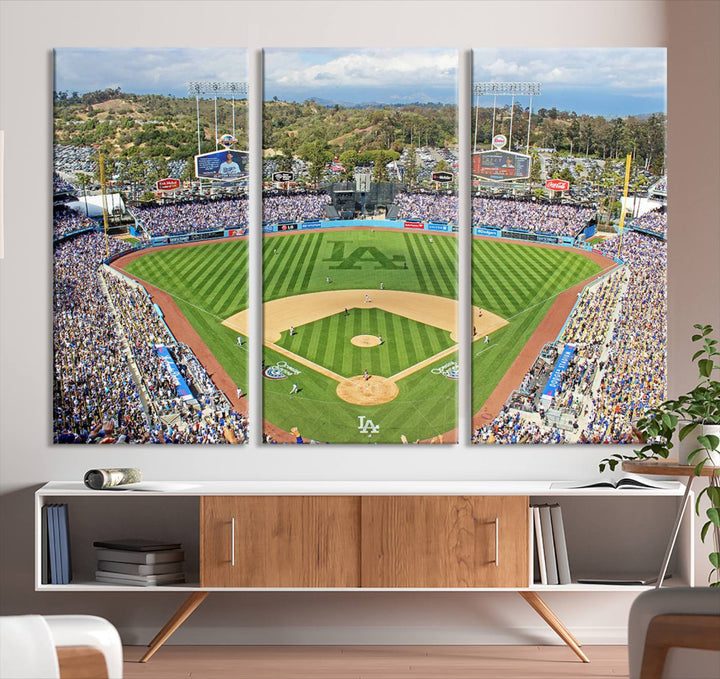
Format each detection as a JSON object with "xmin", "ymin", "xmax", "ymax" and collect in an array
[
  {"xmin": 473, "ymin": 48, "xmax": 665, "ymax": 94},
  {"xmin": 266, "ymin": 48, "xmax": 457, "ymax": 90}
]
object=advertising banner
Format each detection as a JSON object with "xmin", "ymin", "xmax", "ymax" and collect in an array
[{"xmin": 403, "ymin": 221, "xmax": 425, "ymax": 230}]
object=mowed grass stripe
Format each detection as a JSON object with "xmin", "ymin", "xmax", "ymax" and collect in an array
[
  {"xmin": 404, "ymin": 233, "xmax": 428, "ymax": 294},
  {"xmin": 299, "ymin": 234, "xmax": 324, "ymax": 292},
  {"xmin": 282, "ymin": 233, "xmax": 318, "ymax": 296},
  {"xmin": 473, "ymin": 248, "xmax": 524, "ymax": 316},
  {"xmin": 417, "ymin": 237, "xmax": 455, "ymax": 297},
  {"xmin": 410, "ymin": 237, "xmax": 443, "ymax": 296},
  {"xmin": 434, "ymin": 236, "xmax": 458, "ymax": 297}
]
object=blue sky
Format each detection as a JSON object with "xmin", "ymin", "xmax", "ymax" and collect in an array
[
  {"xmin": 54, "ymin": 48, "xmax": 249, "ymax": 98},
  {"xmin": 264, "ymin": 48, "xmax": 457, "ymax": 104},
  {"xmin": 54, "ymin": 47, "xmax": 666, "ymax": 116},
  {"xmin": 473, "ymin": 48, "xmax": 666, "ymax": 117}
]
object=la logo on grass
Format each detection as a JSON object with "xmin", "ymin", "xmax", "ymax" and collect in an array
[
  {"xmin": 325, "ymin": 241, "xmax": 406, "ymax": 270},
  {"xmin": 358, "ymin": 415, "xmax": 380, "ymax": 436}
]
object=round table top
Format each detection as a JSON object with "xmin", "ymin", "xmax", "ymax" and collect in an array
[{"xmin": 622, "ymin": 459, "xmax": 719, "ymax": 477}]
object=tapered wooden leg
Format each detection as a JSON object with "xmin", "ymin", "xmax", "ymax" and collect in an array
[
  {"xmin": 140, "ymin": 591, "xmax": 210, "ymax": 663},
  {"xmin": 518, "ymin": 591, "xmax": 590, "ymax": 663}
]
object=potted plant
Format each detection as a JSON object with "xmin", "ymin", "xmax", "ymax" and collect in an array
[{"xmin": 600, "ymin": 324, "xmax": 720, "ymax": 586}]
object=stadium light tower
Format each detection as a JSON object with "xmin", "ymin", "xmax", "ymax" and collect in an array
[
  {"xmin": 187, "ymin": 81, "xmax": 248, "ymax": 153},
  {"xmin": 473, "ymin": 82, "xmax": 541, "ymax": 154}
]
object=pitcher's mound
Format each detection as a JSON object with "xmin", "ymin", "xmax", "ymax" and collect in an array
[
  {"xmin": 351, "ymin": 334, "xmax": 381, "ymax": 347},
  {"xmin": 337, "ymin": 375, "xmax": 399, "ymax": 405}
]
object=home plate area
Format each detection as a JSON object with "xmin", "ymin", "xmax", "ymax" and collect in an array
[{"xmin": 336, "ymin": 375, "xmax": 399, "ymax": 406}]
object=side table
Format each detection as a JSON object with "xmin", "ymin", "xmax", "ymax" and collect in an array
[{"xmin": 622, "ymin": 460, "xmax": 718, "ymax": 587}]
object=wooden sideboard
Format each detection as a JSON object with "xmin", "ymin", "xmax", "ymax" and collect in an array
[{"xmin": 35, "ymin": 481, "xmax": 692, "ymax": 664}]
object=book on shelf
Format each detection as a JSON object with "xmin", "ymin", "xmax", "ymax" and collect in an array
[
  {"xmin": 550, "ymin": 473, "xmax": 678, "ymax": 491},
  {"xmin": 41, "ymin": 504, "xmax": 50, "ymax": 584},
  {"xmin": 92, "ymin": 538, "xmax": 182, "ymax": 552},
  {"xmin": 47, "ymin": 505, "xmax": 59, "ymax": 585},
  {"xmin": 577, "ymin": 573, "xmax": 667, "ymax": 586},
  {"xmin": 94, "ymin": 547, "xmax": 185, "ymax": 565},
  {"xmin": 57, "ymin": 504, "xmax": 72, "ymax": 584},
  {"xmin": 538, "ymin": 505, "xmax": 559, "ymax": 585},
  {"xmin": 94, "ymin": 570, "xmax": 185, "ymax": 587},
  {"xmin": 532, "ymin": 506, "xmax": 547, "ymax": 585},
  {"xmin": 97, "ymin": 560, "xmax": 184, "ymax": 576},
  {"xmin": 549, "ymin": 504, "xmax": 571, "ymax": 585}
]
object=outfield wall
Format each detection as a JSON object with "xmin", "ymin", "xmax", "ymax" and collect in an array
[{"xmin": 263, "ymin": 218, "xmax": 457, "ymax": 233}]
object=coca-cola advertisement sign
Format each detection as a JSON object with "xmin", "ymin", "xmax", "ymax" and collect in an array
[{"xmin": 546, "ymin": 178, "xmax": 570, "ymax": 192}]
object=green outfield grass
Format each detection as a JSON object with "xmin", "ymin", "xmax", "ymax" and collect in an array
[
  {"xmin": 119, "ymin": 229, "xmax": 604, "ymax": 444},
  {"xmin": 263, "ymin": 229, "xmax": 456, "ymax": 301},
  {"xmin": 123, "ymin": 240, "xmax": 250, "ymax": 392},
  {"xmin": 276, "ymin": 307, "xmax": 454, "ymax": 378},
  {"xmin": 471, "ymin": 238, "xmax": 602, "ymax": 412}
]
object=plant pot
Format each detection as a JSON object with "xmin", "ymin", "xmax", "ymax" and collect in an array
[
  {"xmin": 678, "ymin": 423, "xmax": 720, "ymax": 466},
  {"xmin": 702, "ymin": 423, "xmax": 720, "ymax": 467}
]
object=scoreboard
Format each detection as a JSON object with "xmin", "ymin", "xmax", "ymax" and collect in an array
[{"xmin": 472, "ymin": 150, "xmax": 531, "ymax": 182}]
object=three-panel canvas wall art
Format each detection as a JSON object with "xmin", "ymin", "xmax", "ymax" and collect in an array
[{"xmin": 52, "ymin": 47, "xmax": 667, "ymax": 445}]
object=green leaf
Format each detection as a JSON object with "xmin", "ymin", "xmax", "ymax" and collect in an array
[
  {"xmin": 692, "ymin": 350, "xmax": 705, "ymax": 361},
  {"xmin": 679, "ymin": 422, "xmax": 699, "ymax": 441},
  {"xmin": 694, "ymin": 459, "xmax": 707, "ymax": 475},
  {"xmin": 710, "ymin": 552, "xmax": 720, "ymax": 569},
  {"xmin": 692, "ymin": 334, "xmax": 703, "ymax": 342},
  {"xmin": 699, "ymin": 359, "xmax": 713, "ymax": 377},
  {"xmin": 701, "ymin": 521, "xmax": 711, "ymax": 541},
  {"xmin": 706, "ymin": 486, "xmax": 720, "ymax": 505},
  {"xmin": 708, "ymin": 508, "xmax": 720, "ymax": 528}
]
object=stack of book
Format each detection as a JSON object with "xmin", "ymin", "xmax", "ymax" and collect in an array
[
  {"xmin": 531, "ymin": 503, "xmax": 571, "ymax": 586},
  {"xmin": 93, "ymin": 539, "xmax": 185, "ymax": 586},
  {"xmin": 43, "ymin": 504, "xmax": 72, "ymax": 584}
]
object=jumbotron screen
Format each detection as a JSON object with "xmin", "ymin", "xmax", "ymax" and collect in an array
[
  {"xmin": 473, "ymin": 150, "xmax": 531, "ymax": 181},
  {"xmin": 194, "ymin": 149, "xmax": 249, "ymax": 180}
]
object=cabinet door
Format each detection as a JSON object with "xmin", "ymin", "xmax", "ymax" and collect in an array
[
  {"xmin": 200, "ymin": 496, "xmax": 361, "ymax": 587},
  {"xmin": 361, "ymin": 496, "xmax": 529, "ymax": 588}
]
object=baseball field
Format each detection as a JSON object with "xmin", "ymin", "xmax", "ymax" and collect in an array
[{"xmin": 118, "ymin": 228, "xmax": 606, "ymax": 444}]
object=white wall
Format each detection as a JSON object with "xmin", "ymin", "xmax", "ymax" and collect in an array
[{"xmin": 1, "ymin": 0, "xmax": 718, "ymax": 645}]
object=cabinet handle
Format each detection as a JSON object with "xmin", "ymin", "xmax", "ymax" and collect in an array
[
  {"xmin": 231, "ymin": 517, "xmax": 235, "ymax": 567},
  {"xmin": 494, "ymin": 517, "xmax": 499, "ymax": 567}
]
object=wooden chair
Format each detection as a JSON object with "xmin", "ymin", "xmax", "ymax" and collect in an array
[{"xmin": 628, "ymin": 588, "xmax": 720, "ymax": 679}]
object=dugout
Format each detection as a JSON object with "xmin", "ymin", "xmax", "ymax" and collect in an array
[{"xmin": 323, "ymin": 181, "xmax": 406, "ymax": 218}]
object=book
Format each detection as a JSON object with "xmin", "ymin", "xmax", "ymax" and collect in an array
[
  {"xmin": 94, "ymin": 570, "xmax": 185, "ymax": 586},
  {"xmin": 539, "ymin": 505, "xmax": 559, "ymax": 585},
  {"xmin": 94, "ymin": 547, "xmax": 185, "ymax": 565},
  {"xmin": 532, "ymin": 506, "xmax": 547, "ymax": 585},
  {"xmin": 550, "ymin": 474, "xmax": 677, "ymax": 490},
  {"xmin": 577, "ymin": 574, "xmax": 666, "ymax": 586},
  {"xmin": 550, "ymin": 504, "xmax": 571, "ymax": 585},
  {"xmin": 58, "ymin": 504, "xmax": 72, "ymax": 584},
  {"xmin": 41, "ymin": 504, "xmax": 49, "ymax": 585},
  {"xmin": 93, "ymin": 538, "xmax": 182, "ymax": 552},
  {"xmin": 47, "ymin": 505, "xmax": 58, "ymax": 585},
  {"xmin": 97, "ymin": 560, "xmax": 184, "ymax": 576},
  {"xmin": 50, "ymin": 505, "xmax": 62, "ymax": 585}
]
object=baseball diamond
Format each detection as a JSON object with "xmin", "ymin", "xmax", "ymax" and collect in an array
[{"xmin": 114, "ymin": 227, "xmax": 612, "ymax": 444}]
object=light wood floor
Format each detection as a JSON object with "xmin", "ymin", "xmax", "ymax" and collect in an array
[{"xmin": 123, "ymin": 645, "xmax": 630, "ymax": 678}]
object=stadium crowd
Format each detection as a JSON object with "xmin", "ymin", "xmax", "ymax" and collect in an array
[
  {"xmin": 53, "ymin": 172, "xmax": 76, "ymax": 195},
  {"xmin": 53, "ymin": 232, "xmax": 248, "ymax": 444},
  {"xmin": 263, "ymin": 192, "xmax": 330, "ymax": 223},
  {"xmin": 628, "ymin": 207, "xmax": 667, "ymax": 238},
  {"xmin": 472, "ymin": 198, "xmax": 595, "ymax": 236},
  {"xmin": 395, "ymin": 192, "xmax": 458, "ymax": 223},
  {"xmin": 133, "ymin": 197, "xmax": 248, "ymax": 237},
  {"xmin": 474, "ymin": 228, "xmax": 666, "ymax": 445},
  {"xmin": 53, "ymin": 208, "xmax": 96, "ymax": 240}
]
